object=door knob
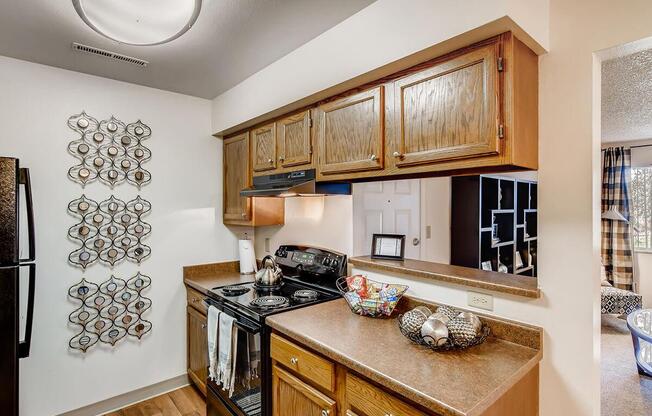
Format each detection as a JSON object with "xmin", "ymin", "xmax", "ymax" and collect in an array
[
  {"xmin": 412, "ymin": 237, "xmax": 420, "ymax": 246},
  {"xmin": 290, "ymin": 357, "xmax": 298, "ymax": 365},
  {"xmin": 268, "ymin": 158, "xmax": 273, "ymax": 163},
  {"xmin": 392, "ymin": 151, "xmax": 403, "ymax": 158},
  {"xmin": 321, "ymin": 410, "xmax": 330, "ymax": 416},
  {"xmin": 201, "ymin": 323, "xmax": 207, "ymax": 329},
  {"xmin": 279, "ymin": 156, "xmax": 285, "ymax": 162},
  {"xmin": 370, "ymin": 154, "xmax": 378, "ymax": 161}
]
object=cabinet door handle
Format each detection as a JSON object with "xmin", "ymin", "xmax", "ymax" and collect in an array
[
  {"xmin": 290, "ymin": 357, "xmax": 298, "ymax": 365},
  {"xmin": 392, "ymin": 151, "xmax": 403, "ymax": 158},
  {"xmin": 321, "ymin": 410, "xmax": 330, "ymax": 416},
  {"xmin": 268, "ymin": 158, "xmax": 273, "ymax": 164},
  {"xmin": 279, "ymin": 156, "xmax": 285, "ymax": 162},
  {"xmin": 241, "ymin": 213, "xmax": 247, "ymax": 217},
  {"xmin": 201, "ymin": 323, "xmax": 207, "ymax": 329},
  {"xmin": 191, "ymin": 297, "xmax": 199, "ymax": 303},
  {"xmin": 370, "ymin": 154, "xmax": 378, "ymax": 161}
]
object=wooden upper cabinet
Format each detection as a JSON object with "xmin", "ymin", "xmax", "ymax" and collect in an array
[
  {"xmin": 220, "ymin": 33, "xmax": 537, "ymax": 184},
  {"xmin": 223, "ymin": 132, "xmax": 251, "ymax": 222},
  {"xmin": 277, "ymin": 111, "xmax": 312, "ymax": 168},
  {"xmin": 316, "ymin": 86, "xmax": 384, "ymax": 176},
  {"xmin": 252, "ymin": 123, "xmax": 277, "ymax": 172},
  {"xmin": 393, "ymin": 41, "xmax": 500, "ymax": 167}
]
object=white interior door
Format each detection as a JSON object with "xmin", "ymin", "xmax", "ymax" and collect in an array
[{"xmin": 352, "ymin": 179, "xmax": 421, "ymax": 259}]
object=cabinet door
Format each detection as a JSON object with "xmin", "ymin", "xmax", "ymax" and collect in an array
[
  {"xmin": 272, "ymin": 364, "xmax": 336, "ymax": 416},
  {"xmin": 277, "ymin": 111, "xmax": 312, "ymax": 168},
  {"xmin": 223, "ymin": 132, "xmax": 251, "ymax": 222},
  {"xmin": 393, "ymin": 42, "xmax": 500, "ymax": 167},
  {"xmin": 316, "ymin": 86, "xmax": 384, "ymax": 175},
  {"xmin": 187, "ymin": 306, "xmax": 207, "ymax": 395},
  {"xmin": 252, "ymin": 123, "xmax": 277, "ymax": 172},
  {"xmin": 346, "ymin": 373, "xmax": 428, "ymax": 416}
]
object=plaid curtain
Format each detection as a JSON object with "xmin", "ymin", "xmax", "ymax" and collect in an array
[{"xmin": 601, "ymin": 147, "xmax": 633, "ymax": 289}]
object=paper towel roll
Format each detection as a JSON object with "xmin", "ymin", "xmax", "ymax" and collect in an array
[{"xmin": 238, "ymin": 240, "xmax": 257, "ymax": 274}]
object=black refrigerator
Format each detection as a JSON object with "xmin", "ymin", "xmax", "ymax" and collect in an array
[{"xmin": 0, "ymin": 157, "xmax": 36, "ymax": 416}]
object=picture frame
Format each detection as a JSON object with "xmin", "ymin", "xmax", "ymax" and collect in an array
[
  {"xmin": 370, "ymin": 234, "xmax": 406, "ymax": 260},
  {"xmin": 481, "ymin": 261, "xmax": 493, "ymax": 271}
]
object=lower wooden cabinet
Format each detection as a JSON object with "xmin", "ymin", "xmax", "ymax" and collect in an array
[
  {"xmin": 271, "ymin": 333, "xmax": 433, "ymax": 416},
  {"xmin": 186, "ymin": 289, "xmax": 208, "ymax": 396},
  {"xmin": 346, "ymin": 373, "xmax": 428, "ymax": 416},
  {"xmin": 272, "ymin": 364, "xmax": 337, "ymax": 416}
]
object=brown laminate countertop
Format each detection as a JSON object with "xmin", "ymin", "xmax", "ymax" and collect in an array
[
  {"xmin": 183, "ymin": 261, "xmax": 254, "ymax": 294},
  {"xmin": 267, "ymin": 299, "xmax": 542, "ymax": 416},
  {"xmin": 349, "ymin": 256, "xmax": 540, "ymax": 299}
]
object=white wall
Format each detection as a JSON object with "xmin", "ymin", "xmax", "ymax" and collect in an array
[
  {"xmin": 0, "ymin": 56, "xmax": 238, "ymax": 416},
  {"xmin": 253, "ymin": 196, "xmax": 352, "ymax": 257},
  {"xmin": 211, "ymin": 0, "xmax": 549, "ymax": 133},
  {"xmin": 634, "ymin": 252, "xmax": 652, "ymax": 307}
]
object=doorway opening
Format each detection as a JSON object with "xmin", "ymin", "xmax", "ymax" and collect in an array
[{"xmin": 598, "ymin": 35, "xmax": 652, "ymax": 415}]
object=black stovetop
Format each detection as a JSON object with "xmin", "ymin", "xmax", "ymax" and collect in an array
[{"xmin": 207, "ymin": 276, "xmax": 340, "ymax": 322}]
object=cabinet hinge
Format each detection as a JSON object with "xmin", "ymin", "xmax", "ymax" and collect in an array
[
  {"xmin": 308, "ymin": 118, "xmax": 313, "ymax": 128},
  {"xmin": 497, "ymin": 57, "xmax": 504, "ymax": 72},
  {"xmin": 309, "ymin": 145, "xmax": 313, "ymax": 155},
  {"xmin": 498, "ymin": 124, "xmax": 505, "ymax": 139}
]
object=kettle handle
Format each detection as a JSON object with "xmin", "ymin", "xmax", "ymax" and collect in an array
[{"xmin": 261, "ymin": 255, "xmax": 276, "ymax": 268}]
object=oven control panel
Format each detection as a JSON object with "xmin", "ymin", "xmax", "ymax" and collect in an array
[{"xmin": 275, "ymin": 245, "xmax": 346, "ymax": 277}]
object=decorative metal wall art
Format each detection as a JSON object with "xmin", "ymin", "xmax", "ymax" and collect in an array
[
  {"xmin": 68, "ymin": 273, "xmax": 152, "ymax": 352},
  {"xmin": 67, "ymin": 112, "xmax": 152, "ymax": 188},
  {"xmin": 68, "ymin": 194, "xmax": 151, "ymax": 268}
]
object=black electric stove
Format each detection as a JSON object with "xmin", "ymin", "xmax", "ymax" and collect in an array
[{"xmin": 205, "ymin": 245, "xmax": 346, "ymax": 416}]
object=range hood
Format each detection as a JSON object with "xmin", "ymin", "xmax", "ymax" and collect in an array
[{"xmin": 240, "ymin": 169, "xmax": 351, "ymax": 197}]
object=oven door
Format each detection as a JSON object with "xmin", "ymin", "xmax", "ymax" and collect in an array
[{"xmin": 206, "ymin": 299, "xmax": 264, "ymax": 416}]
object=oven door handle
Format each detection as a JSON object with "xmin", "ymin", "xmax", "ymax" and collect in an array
[
  {"xmin": 234, "ymin": 320, "xmax": 260, "ymax": 334},
  {"xmin": 204, "ymin": 299, "xmax": 261, "ymax": 334}
]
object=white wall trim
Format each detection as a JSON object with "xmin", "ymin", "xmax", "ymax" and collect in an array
[{"xmin": 57, "ymin": 374, "xmax": 191, "ymax": 416}]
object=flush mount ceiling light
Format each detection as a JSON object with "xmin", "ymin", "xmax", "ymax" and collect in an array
[{"xmin": 72, "ymin": 0, "xmax": 202, "ymax": 46}]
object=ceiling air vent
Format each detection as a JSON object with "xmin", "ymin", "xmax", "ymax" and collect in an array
[{"xmin": 71, "ymin": 42, "xmax": 149, "ymax": 67}]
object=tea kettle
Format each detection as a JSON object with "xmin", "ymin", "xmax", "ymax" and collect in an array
[{"xmin": 255, "ymin": 255, "xmax": 283, "ymax": 287}]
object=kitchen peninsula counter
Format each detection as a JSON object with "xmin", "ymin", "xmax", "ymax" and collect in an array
[{"xmin": 267, "ymin": 298, "xmax": 542, "ymax": 416}]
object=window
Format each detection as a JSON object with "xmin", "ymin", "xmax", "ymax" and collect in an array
[{"xmin": 631, "ymin": 167, "xmax": 652, "ymax": 250}]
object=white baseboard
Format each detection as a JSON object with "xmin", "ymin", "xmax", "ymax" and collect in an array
[{"xmin": 57, "ymin": 374, "xmax": 191, "ymax": 416}]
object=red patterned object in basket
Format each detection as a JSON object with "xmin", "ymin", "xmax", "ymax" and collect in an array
[{"xmin": 338, "ymin": 275, "xmax": 408, "ymax": 317}]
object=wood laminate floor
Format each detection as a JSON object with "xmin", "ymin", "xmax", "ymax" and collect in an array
[{"xmin": 104, "ymin": 385, "xmax": 206, "ymax": 416}]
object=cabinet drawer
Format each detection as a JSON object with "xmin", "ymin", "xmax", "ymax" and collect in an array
[
  {"xmin": 270, "ymin": 333, "xmax": 335, "ymax": 392},
  {"xmin": 186, "ymin": 286, "xmax": 207, "ymax": 315},
  {"xmin": 346, "ymin": 373, "xmax": 428, "ymax": 416}
]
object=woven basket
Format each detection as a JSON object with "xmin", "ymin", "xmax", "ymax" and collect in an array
[{"xmin": 337, "ymin": 276, "xmax": 408, "ymax": 318}]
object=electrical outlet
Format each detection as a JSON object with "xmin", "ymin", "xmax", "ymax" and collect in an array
[
  {"xmin": 467, "ymin": 291, "xmax": 493, "ymax": 311},
  {"xmin": 264, "ymin": 238, "xmax": 270, "ymax": 253}
]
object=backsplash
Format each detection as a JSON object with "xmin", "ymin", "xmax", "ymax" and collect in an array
[{"xmin": 254, "ymin": 195, "xmax": 352, "ymax": 257}]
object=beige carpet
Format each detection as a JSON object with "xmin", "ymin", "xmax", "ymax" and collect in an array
[{"xmin": 602, "ymin": 314, "xmax": 652, "ymax": 415}]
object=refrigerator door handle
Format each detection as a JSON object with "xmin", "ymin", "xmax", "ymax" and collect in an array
[
  {"xmin": 18, "ymin": 167, "xmax": 35, "ymax": 262},
  {"xmin": 18, "ymin": 263, "xmax": 35, "ymax": 359}
]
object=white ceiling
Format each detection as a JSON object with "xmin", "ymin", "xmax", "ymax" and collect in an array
[
  {"xmin": 602, "ymin": 47, "xmax": 652, "ymax": 142},
  {"xmin": 0, "ymin": 0, "xmax": 375, "ymax": 99}
]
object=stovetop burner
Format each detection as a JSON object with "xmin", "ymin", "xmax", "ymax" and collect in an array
[
  {"xmin": 250, "ymin": 295, "xmax": 289, "ymax": 310},
  {"xmin": 221, "ymin": 285, "xmax": 251, "ymax": 296},
  {"xmin": 253, "ymin": 281, "xmax": 284, "ymax": 291},
  {"xmin": 292, "ymin": 289, "xmax": 319, "ymax": 301}
]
